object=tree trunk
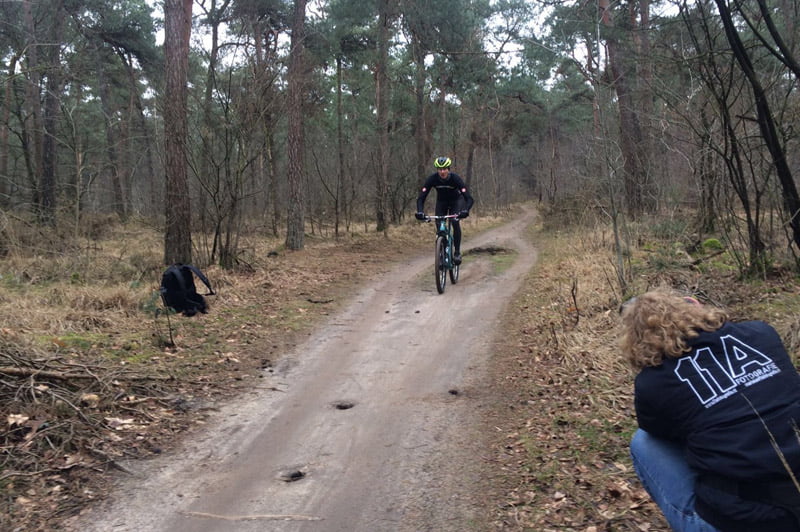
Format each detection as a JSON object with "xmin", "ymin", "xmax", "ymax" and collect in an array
[
  {"xmin": 163, "ymin": 0, "xmax": 193, "ymax": 265},
  {"xmin": 285, "ymin": 0, "xmax": 307, "ymax": 250},
  {"xmin": 697, "ymin": 106, "xmax": 717, "ymax": 234},
  {"xmin": 199, "ymin": 0, "xmax": 227, "ymax": 242},
  {"xmin": 39, "ymin": 1, "xmax": 64, "ymax": 226},
  {"xmin": 248, "ymin": 16, "xmax": 279, "ymax": 238},
  {"xmin": 714, "ymin": 0, "xmax": 800, "ymax": 252},
  {"xmin": 412, "ymin": 37, "xmax": 430, "ymax": 192},
  {"xmin": 466, "ymin": 128, "xmax": 477, "ymax": 185},
  {"xmin": 599, "ymin": 0, "xmax": 648, "ymax": 217},
  {"xmin": 1, "ymin": 55, "xmax": 21, "ymax": 209},
  {"xmin": 267, "ymin": 127, "xmax": 279, "ymax": 238},
  {"xmin": 374, "ymin": 0, "xmax": 391, "ymax": 234},
  {"xmin": 336, "ymin": 56, "xmax": 344, "ymax": 238},
  {"xmin": 96, "ymin": 49, "xmax": 126, "ymax": 220},
  {"xmin": 634, "ymin": 0, "xmax": 655, "ymax": 200},
  {"xmin": 720, "ymin": 96, "xmax": 767, "ymax": 274},
  {"xmin": 22, "ymin": 0, "xmax": 43, "ymax": 216},
  {"xmin": 123, "ymin": 52, "xmax": 157, "ymax": 217}
]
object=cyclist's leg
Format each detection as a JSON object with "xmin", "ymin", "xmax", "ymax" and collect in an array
[
  {"xmin": 434, "ymin": 201, "xmax": 454, "ymax": 241},
  {"xmin": 630, "ymin": 429, "xmax": 720, "ymax": 532},
  {"xmin": 450, "ymin": 198, "xmax": 465, "ymax": 254},
  {"xmin": 452, "ymin": 220, "xmax": 461, "ymax": 254},
  {"xmin": 435, "ymin": 198, "xmax": 463, "ymax": 251}
]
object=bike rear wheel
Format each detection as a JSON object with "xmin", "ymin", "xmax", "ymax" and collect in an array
[{"xmin": 435, "ymin": 236, "xmax": 447, "ymax": 294}]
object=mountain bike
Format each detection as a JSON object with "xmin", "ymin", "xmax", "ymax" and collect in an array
[{"xmin": 424, "ymin": 214, "xmax": 460, "ymax": 294}]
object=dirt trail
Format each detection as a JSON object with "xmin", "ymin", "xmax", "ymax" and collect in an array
[{"xmin": 74, "ymin": 208, "xmax": 538, "ymax": 532}]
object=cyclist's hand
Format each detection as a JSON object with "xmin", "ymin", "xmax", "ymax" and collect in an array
[
  {"xmin": 415, "ymin": 211, "xmax": 426, "ymax": 221},
  {"xmin": 458, "ymin": 210, "xmax": 469, "ymax": 219}
]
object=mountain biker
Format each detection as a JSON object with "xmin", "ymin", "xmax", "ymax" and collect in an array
[{"xmin": 415, "ymin": 157, "xmax": 474, "ymax": 265}]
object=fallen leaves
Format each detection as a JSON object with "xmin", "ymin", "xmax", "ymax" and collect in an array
[{"xmin": 484, "ymin": 238, "xmax": 671, "ymax": 531}]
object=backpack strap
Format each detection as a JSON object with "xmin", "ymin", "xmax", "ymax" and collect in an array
[
  {"xmin": 171, "ymin": 264, "xmax": 189, "ymax": 298},
  {"xmin": 184, "ymin": 264, "xmax": 215, "ymax": 295}
]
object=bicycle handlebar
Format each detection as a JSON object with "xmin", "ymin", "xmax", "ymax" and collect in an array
[{"xmin": 423, "ymin": 214, "xmax": 459, "ymax": 222}]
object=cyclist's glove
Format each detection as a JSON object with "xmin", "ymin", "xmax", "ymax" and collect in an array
[
  {"xmin": 458, "ymin": 210, "xmax": 469, "ymax": 219},
  {"xmin": 415, "ymin": 211, "xmax": 426, "ymax": 221}
]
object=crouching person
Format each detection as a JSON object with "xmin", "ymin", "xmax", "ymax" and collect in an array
[{"xmin": 619, "ymin": 289, "xmax": 800, "ymax": 531}]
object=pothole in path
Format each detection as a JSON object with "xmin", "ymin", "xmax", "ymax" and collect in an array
[
  {"xmin": 278, "ymin": 468, "xmax": 307, "ymax": 482},
  {"xmin": 467, "ymin": 246, "xmax": 513, "ymax": 255},
  {"xmin": 331, "ymin": 400, "xmax": 356, "ymax": 410}
]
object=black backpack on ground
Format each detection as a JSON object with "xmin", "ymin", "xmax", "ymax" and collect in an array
[{"xmin": 159, "ymin": 263, "xmax": 215, "ymax": 316}]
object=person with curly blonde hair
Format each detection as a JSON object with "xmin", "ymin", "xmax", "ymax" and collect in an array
[{"xmin": 619, "ymin": 289, "xmax": 800, "ymax": 532}]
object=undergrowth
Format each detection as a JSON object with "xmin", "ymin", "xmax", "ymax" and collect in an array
[{"xmin": 484, "ymin": 207, "xmax": 800, "ymax": 531}]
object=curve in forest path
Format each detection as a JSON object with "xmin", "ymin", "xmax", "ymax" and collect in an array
[{"xmin": 74, "ymin": 206, "xmax": 539, "ymax": 532}]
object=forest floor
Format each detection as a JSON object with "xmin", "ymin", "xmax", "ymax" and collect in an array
[{"xmin": 1, "ymin": 203, "xmax": 799, "ymax": 531}]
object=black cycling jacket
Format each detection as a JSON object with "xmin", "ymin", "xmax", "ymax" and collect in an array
[{"xmin": 416, "ymin": 172, "xmax": 474, "ymax": 214}]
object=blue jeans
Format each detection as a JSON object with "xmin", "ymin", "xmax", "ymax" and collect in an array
[{"xmin": 630, "ymin": 429, "xmax": 721, "ymax": 532}]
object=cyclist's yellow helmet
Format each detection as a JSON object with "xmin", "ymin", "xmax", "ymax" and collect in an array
[{"xmin": 434, "ymin": 157, "xmax": 451, "ymax": 169}]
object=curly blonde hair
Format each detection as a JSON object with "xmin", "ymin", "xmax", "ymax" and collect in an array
[{"xmin": 619, "ymin": 288, "xmax": 728, "ymax": 370}]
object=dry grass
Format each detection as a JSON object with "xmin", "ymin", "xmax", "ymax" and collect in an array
[
  {"xmin": 482, "ymin": 209, "xmax": 800, "ymax": 531},
  {"xmin": 482, "ymin": 221, "xmax": 660, "ymax": 531}
]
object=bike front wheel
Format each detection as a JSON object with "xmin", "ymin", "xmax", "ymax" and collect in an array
[
  {"xmin": 435, "ymin": 236, "xmax": 447, "ymax": 294},
  {"xmin": 449, "ymin": 254, "xmax": 459, "ymax": 284}
]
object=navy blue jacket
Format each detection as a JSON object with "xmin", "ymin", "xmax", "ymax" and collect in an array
[{"xmin": 635, "ymin": 321, "xmax": 800, "ymax": 529}]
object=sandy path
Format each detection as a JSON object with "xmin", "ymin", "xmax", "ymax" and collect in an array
[{"xmin": 75, "ymin": 207, "xmax": 538, "ymax": 532}]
